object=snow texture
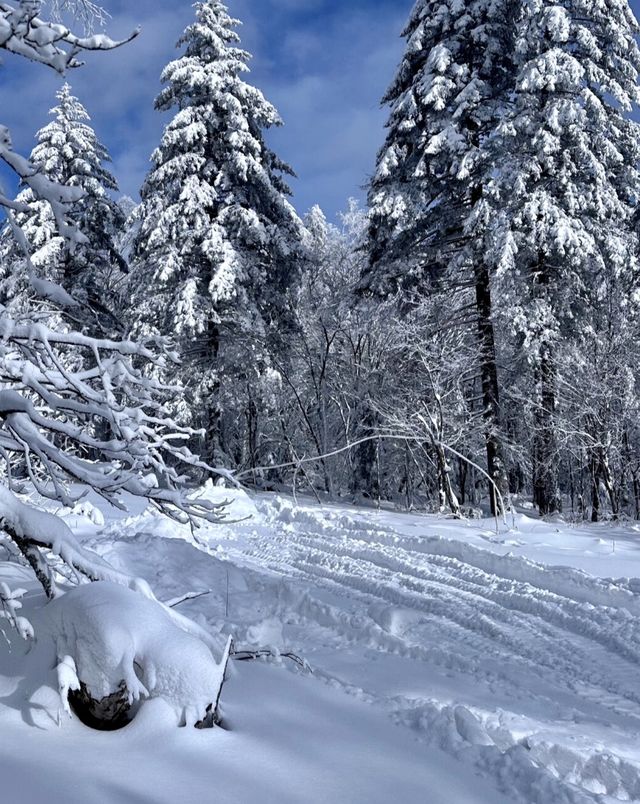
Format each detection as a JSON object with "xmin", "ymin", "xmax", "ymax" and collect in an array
[{"xmin": 2, "ymin": 489, "xmax": 640, "ymax": 801}]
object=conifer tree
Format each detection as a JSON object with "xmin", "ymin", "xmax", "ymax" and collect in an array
[
  {"xmin": 0, "ymin": 83, "xmax": 126, "ymax": 333},
  {"xmin": 489, "ymin": 0, "xmax": 640, "ymax": 514},
  {"xmin": 364, "ymin": 0, "xmax": 516, "ymax": 513},
  {"xmin": 130, "ymin": 0, "xmax": 305, "ymax": 464}
]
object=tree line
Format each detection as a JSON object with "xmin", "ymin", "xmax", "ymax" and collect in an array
[{"xmin": 3, "ymin": 0, "xmax": 640, "ymax": 522}]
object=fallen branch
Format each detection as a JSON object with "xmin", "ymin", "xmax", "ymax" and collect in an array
[
  {"xmin": 234, "ymin": 432, "xmax": 509, "ymax": 527},
  {"xmin": 196, "ymin": 634, "xmax": 233, "ymax": 729},
  {"xmin": 232, "ymin": 646, "xmax": 311, "ymax": 673},
  {"xmin": 166, "ymin": 589, "xmax": 213, "ymax": 609}
]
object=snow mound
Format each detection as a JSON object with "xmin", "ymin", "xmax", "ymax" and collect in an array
[
  {"xmin": 190, "ymin": 479, "xmax": 258, "ymax": 522},
  {"xmin": 43, "ymin": 582, "xmax": 226, "ymax": 727},
  {"xmin": 60, "ymin": 500, "xmax": 105, "ymax": 527}
]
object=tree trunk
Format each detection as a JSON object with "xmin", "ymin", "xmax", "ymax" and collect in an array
[
  {"xmin": 350, "ymin": 406, "xmax": 380, "ymax": 499},
  {"xmin": 600, "ymin": 449, "xmax": 618, "ymax": 521},
  {"xmin": 533, "ymin": 344, "xmax": 561, "ymax": 516},
  {"xmin": 590, "ymin": 453, "xmax": 601, "ymax": 523},
  {"xmin": 458, "ymin": 457, "xmax": 468, "ymax": 506},
  {"xmin": 474, "ymin": 260, "xmax": 509, "ymax": 515},
  {"xmin": 200, "ymin": 322, "xmax": 222, "ymax": 465},
  {"xmin": 438, "ymin": 448, "xmax": 460, "ymax": 516}
]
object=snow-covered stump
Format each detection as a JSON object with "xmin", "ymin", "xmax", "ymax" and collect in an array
[
  {"xmin": 68, "ymin": 680, "xmax": 132, "ymax": 731},
  {"xmin": 44, "ymin": 582, "xmax": 229, "ymax": 731}
]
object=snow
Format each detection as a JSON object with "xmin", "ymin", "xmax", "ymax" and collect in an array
[
  {"xmin": 42, "ymin": 581, "xmax": 227, "ymax": 725},
  {"xmin": 0, "ymin": 2, "xmax": 140, "ymax": 73},
  {"xmin": 3, "ymin": 489, "xmax": 640, "ymax": 801}
]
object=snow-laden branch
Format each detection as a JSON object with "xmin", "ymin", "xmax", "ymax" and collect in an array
[
  {"xmin": 0, "ymin": 579, "xmax": 33, "ymax": 639},
  {"xmin": 0, "ymin": 1, "xmax": 138, "ymax": 73},
  {"xmin": 0, "ymin": 125, "xmax": 86, "ymax": 252},
  {"xmin": 0, "ymin": 124, "xmax": 92, "ymax": 308},
  {"xmin": 0, "ymin": 312, "xmax": 229, "ymax": 523},
  {"xmin": 0, "ymin": 485, "xmax": 221, "ymax": 655}
]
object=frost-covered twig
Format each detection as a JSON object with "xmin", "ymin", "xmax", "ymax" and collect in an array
[
  {"xmin": 0, "ymin": 580, "xmax": 33, "ymax": 639},
  {"xmin": 166, "ymin": 589, "xmax": 213, "ymax": 609},
  {"xmin": 46, "ymin": 0, "xmax": 109, "ymax": 32},
  {"xmin": 232, "ymin": 646, "xmax": 311, "ymax": 672}
]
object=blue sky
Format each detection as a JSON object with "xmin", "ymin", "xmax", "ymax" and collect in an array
[
  {"xmin": 0, "ymin": 0, "xmax": 409, "ymax": 222},
  {"xmin": 2, "ymin": 0, "xmax": 640, "ymax": 223}
]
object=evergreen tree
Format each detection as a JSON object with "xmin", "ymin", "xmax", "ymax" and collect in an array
[
  {"xmin": 363, "ymin": 0, "xmax": 516, "ymax": 514},
  {"xmin": 0, "ymin": 83, "xmax": 126, "ymax": 333},
  {"xmin": 489, "ymin": 0, "xmax": 640, "ymax": 514},
  {"xmin": 130, "ymin": 0, "xmax": 305, "ymax": 464}
]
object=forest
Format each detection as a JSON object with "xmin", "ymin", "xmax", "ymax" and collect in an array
[
  {"xmin": 1, "ymin": 1, "xmax": 640, "ymax": 802},
  {"xmin": 5, "ymin": 0, "xmax": 639, "ymax": 528}
]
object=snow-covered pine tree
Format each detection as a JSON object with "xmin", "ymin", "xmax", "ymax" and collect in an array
[
  {"xmin": 488, "ymin": 0, "xmax": 640, "ymax": 514},
  {"xmin": 363, "ymin": 0, "xmax": 516, "ymax": 514},
  {"xmin": 130, "ymin": 0, "xmax": 305, "ymax": 465},
  {"xmin": 0, "ymin": 83, "xmax": 127, "ymax": 334}
]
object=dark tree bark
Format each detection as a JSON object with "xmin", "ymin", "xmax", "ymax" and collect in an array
[
  {"xmin": 199, "ymin": 321, "xmax": 222, "ymax": 466},
  {"xmin": 590, "ymin": 454, "xmax": 601, "ymax": 523},
  {"xmin": 533, "ymin": 344, "xmax": 561, "ymax": 516},
  {"xmin": 350, "ymin": 406, "xmax": 380, "ymax": 499},
  {"xmin": 69, "ymin": 680, "xmax": 133, "ymax": 732},
  {"xmin": 474, "ymin": 258, "xmax": 509, "ymax": 515}
]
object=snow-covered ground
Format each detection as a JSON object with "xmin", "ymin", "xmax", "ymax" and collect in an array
[{"xmin": 3, "ymin": 488, "xmax": 640, "ymax": 802}]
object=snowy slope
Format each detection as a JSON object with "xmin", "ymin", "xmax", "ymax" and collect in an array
[{"xmin": 2, "ymin": 490, "xmax": 640, "ymax": 802}]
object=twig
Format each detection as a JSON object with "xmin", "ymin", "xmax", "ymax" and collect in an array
[
  {"xmin": 165, "ymin": 589, "xmax": 212, "ymax": 609},
  {"xmin": 232, "ymin": 647, "xmax": 311, "ymax": 673},
  {"xmin": 196, "ymin": 635, "xmax": 233, "ymax": 729}
]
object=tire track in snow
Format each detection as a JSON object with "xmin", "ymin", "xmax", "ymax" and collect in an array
[
  {"xmin": 246, "ymin": 521, "xmax": 640, "ymax": 718},
  {"xmin": 233, "ymin": 501, "xmax": 640, "ymax": 802}
]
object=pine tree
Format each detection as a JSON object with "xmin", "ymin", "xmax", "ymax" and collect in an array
[
  {"xmin": 363, "ymin": 0, "xmax": 516, "ymax": 513},
  {"xmin": 130, "ymin": 0, "xmax": 305, "ymax": 464},
  {"xmin": 0, "ymin": 83, "xmax": 126, "ymax": 333},
  {"xmin": 488, "ymin": 0, "xmax": 640, "ymax": 514}
]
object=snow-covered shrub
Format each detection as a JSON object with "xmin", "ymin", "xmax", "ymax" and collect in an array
[{"xmin": 45, "ymin": 582, "xmax": 227, "ymax": 728}]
